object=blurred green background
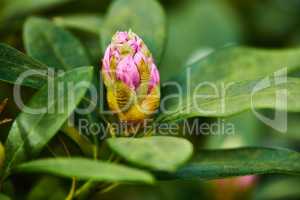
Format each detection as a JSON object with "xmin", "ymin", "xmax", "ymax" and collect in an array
[{"xmin": 1, "ymin": 0, "xmax": 300, "ymax": 199}]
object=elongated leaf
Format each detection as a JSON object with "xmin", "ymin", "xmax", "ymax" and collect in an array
[
  {"xmin": 3, "ymin": 67, "xmax": 93, "ymax": 176},
  {"xmin": 166, "ymin": 147, "xmax": 300, "ymax": 180},
  {"xmin": 0, "ymin": 0, "xmax": 72, "ymax": 22},
  {"xmin": 172, "ymin": 46, "xmax": 300, "ymax": 84},
  {"xmin": 53, "ymin": 14, "xmax": 103, "ymax": 34},
  {"xmin": 0, "ymin": 43, "xmax": 47, "ymax": 88},
  {"xmin": 160, "ymin": 46, "xmax": 300, "ymax": 121},
  {"xmin": 16, "ymin": 158, "xmax": 154, "ymax": 184},
  {"xmin": 270, "ymin": 113, "xmax": 300, "ymax": 141},
  {"xmin": 204, "ymin": 112, "xmax": 262, "ymax": 149},
  {"xmin": 53, "ymin": 14, "xmax": 103, "ymax": 65},
  {"xmin": 107, "ymin": 136, "xmax": 193, "ymax": 172},
  {"xmin": 159, "ymin": 77, "xmax": 300, "ymax": 122},
  {"xmin": 24, "ymin": 17, "xmax": 90, "ymax": 70},
  {"xmin": 0, "ymin": 44, "xmax": 97, "ymax": 158},
  {"xmin": 101, "ymin": 0, "xmax": 166, "ymax": 62}
]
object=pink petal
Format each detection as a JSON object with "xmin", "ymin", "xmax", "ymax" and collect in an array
[
  {"xmin": 116, "ymin": 56, "xmax": 140, "ymax": 89},
  {"xmin": 128, "ymin": 38, "xmax": 141, "ymax": 53},
  {"xmin": 115, "ymin": 31, "xmax": 129, "ymax": 43},
  {"xmin": 133, "ymin": 51, "xmax": 146, "ymax": 66},
  {"xmin": 102, "ymin": 45, "xmax": 111, "ymax": 76}
]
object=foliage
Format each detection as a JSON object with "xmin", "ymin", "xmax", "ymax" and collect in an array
[{"xmin": 0, "ymin": 0, "xmax": 300, "ymax": 199}]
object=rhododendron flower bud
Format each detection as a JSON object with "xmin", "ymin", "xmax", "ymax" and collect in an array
[{"xmin": 101, "ymin": 31, "xmax": 160, "ymax": 129}]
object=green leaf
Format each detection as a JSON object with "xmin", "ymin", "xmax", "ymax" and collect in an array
[
  {"xmin": 3, "ymin": 67, "xmax": 94, "ymax": 177},
  {"xmin": 53, "ymin": 14, "xmax": 103, "ymax": 35},
  {"xmin": 0, "ymin": 0, "xmax": 72, "ymax": 22},
  {"xmin": 0, "ymin": 43, "xmax": 47, "ymax": 89},
  {"xmin": 101, "ymin": 0, "xmax": 166, "ymax": 62},
  {"xmin": 159, "ymin": 77, "xmax": 300, "ymax": 122},
  {"xmin": 254, "ymin": 178, "xmax": 300, "ymax": 200},
  {"xmin": 270, "ymin": 113, "xmax": 300, "ymax": 141},
  {"xmin": 107, "ymin": 136, "xmax": 193, "ymax": 172},
  {"xmin": 16, "ymin": 158, "xmax": 154, "ymax": 184},
  {"xmin": 161, "ymin": 46, "xmax": 300, "ymax": 93},
  {"xmin": 0, "ymin": 44, "xmax": 97, "ymax": 158},
  {"xmin": 166, "ymin": 147, "xmax": 300, "ymax": 180},
  {"xmin": 27, "ymin": 177, "xmax": 67, "ymax": 200},
  {"xmin": 204, "ymin": 112, "xmax": 262, "ymax": 149},
  {"xmin": 52, "ymin": 14, "xmax": 103, "ymax": 65},
  {"xmin": 160, "ymin": 46, "xmax": 300, "ymax": 121},
  {"xmin": 24, "ymin": 17, "xmax": 90, "ymax": 70},
  {"xmin": 172, "ymin": 46, "xmax": 300, "ymax": 84}
]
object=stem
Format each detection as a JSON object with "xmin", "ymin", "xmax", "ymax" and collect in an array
[
  {"xmin": 99, "ymin": 183, "xmax": 119, "ymax": 194},
  {"xmin": 62, "ymin": 123, "xmax": 95, "ymax": 157},
  {"xmin": 59, "ymin": 136, "xmax": 76, "ymax": 200},
  {"xmin": 65, "ymin": 177, "xmax": 76, "ymax": 200},
  {"xmin": 0, "ymin": 98, "xmax": 8, "ymax": 113},
  {"xmin": 74, "ymin": 181, "xmax": 98, "ymax": 200}
]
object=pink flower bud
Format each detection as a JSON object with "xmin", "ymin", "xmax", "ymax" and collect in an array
[
  {"xmin": 102, "ymin": 31, "xmax": 160, "ymax": 92},
  {"xmin": 101, "ymin": 31, "xmax": 160, "ymax": 130}
]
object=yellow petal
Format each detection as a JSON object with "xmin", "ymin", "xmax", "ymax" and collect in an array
[
  {"xmin": 136, "ymin": 59, "xmax": 151, "ymax": 101},
  {"xmin": 141, "ymin": 86, "xmax": 160, "ymax": 115},
  {"xmin": 107, "ymin": 81, "xmax": 135, "ymax": 114}
]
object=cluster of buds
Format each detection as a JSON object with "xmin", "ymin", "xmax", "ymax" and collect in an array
[{"xmin": 101, "ymin": 31, "xmax": 160, "ymax": 133}]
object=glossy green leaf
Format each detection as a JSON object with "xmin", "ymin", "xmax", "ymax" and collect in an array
[
  {"xmin": 0, "ymin": 43, "xmax": 47, "ymax": 89},
  {"xmin": 16, "ymin": 158, "xmax": 154, "ymax": 184},
  {"xmin": 204, "ymin": 112, "xmax": 262, "ymax": 149},
  {"xmin": 3, "ymin": 67, "xmax": 93, "ymax": 176},
  {"xmin": 53, "ymin": 14, "xmax": 103, "ymax": 35},
  {"xmin": 167, "ymin": 147, "xmax": 300, "ymax": 180},
  {"xmin": 101, "ymin": 0, "xmax": 166, "ymax": 62},
  {"xmin": 107, "ymin": 136, "xmax": 193, "ymax": 172},
  {"xmin": 159, "ymin": 76, "xmax": 300, "ymax": 122},
  {"xmin": 0, "ymin": 44, "xmax": 97, "ymax": 158},
  {"xmin": 171, "ymin": 46, "xmax": 300, "ymax": 84},
  {"xmin": 160, "ymin": 46, "xmax": 300, "ymax": 121},
  {"xmin": 24, "ymin": 17, "xmax": 90, "ymax": 70},
  {"xmin": 53, "ymin": 14, "xmax": 103, "ymax": 65},
  {"xmin": 270, "ymin": 113, "xmax": 300, "ymax": 141}
]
